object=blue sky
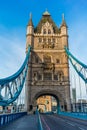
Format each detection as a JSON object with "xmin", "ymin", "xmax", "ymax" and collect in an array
[{"xmin": 0, "ymin": 0, "xmax": 87, "ymax": 99}]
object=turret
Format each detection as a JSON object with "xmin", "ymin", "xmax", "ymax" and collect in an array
[
  {"xmin": 27, "ymin": 13, "xmax": 34, "ymax": 35},
  {"xmin": 60, "ymin": 14, "xmax": 67, "ymax": 35},
  {"xmin": 60, "ymin": 14, "xmax": 68, "ymax": 48},
  {"xmin": 26, "ymin": 13, "xmax": 34, "ymax": 52}
]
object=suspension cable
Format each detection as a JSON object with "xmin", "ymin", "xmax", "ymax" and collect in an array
[{"xmin": 0, "ymin": 46, "xmax": 31, "ymax": 106}]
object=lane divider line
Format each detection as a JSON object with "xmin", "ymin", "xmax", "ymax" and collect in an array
[
  {"xmin": 67, "ymin": 122, "xmax": 75, "ymax": 126},
  {"xmin": 41, "ymin": 116, "xmax": 51, "ymax": 130}
]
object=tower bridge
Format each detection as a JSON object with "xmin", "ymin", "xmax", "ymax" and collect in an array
[
  {"xmin": 0, "ymin": 11, "xmax": 87, "ymax": 130},
  {"xmin": 26, "ymin": 10, "xmax": 70, "ymax": 113}
]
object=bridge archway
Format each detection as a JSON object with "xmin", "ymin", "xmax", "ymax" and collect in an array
[{"xmin": 31, "ymin": 90, "xmax": 67, "ymax": 114}]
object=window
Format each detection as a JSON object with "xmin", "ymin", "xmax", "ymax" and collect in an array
[
  {"xmin": 53, "ymin": 38, "xmax": 55, "ymax": 43},
  {"xmin": 34, "ymin": 73, "xmax": 36, "ymax": 77},
  {"xmin": 35, "ymin": 57, "xmax": 38, "ymax": 63},
  {"xmin": 39, "ymin": 38, "xmax": 42, "ymax": 43},
  {"xmin": 59, "ymin": 73, "xmax": 62, "ymax": 81},
  {"xmin": 44, "ymin": 55, "xmax": 51, "ymax": 63},
  {"xmin": 43, "ymin": 38, "xmax": 46, "ymax": 43},
  {"xmin": 54, "ymin": 74, "xmax": 58, "ymax": 80},
  {"xmin": 38, "ymin": 74, "xmax": 42, "ymax": 80},
  {"xmin": 56, "ymin": 59, "xmax": 60, "ymax": 64},
  {"xmin": 48, "ymin": 29, "xmax": 51, "ymax": 34},
  {"xmin": 58, "ymin": 72, "xmax": 64, "ymax": 81},
  {"xmin": 44, "ymin": 73, "xmax": 52, "ymax": 80},
  {"xmin": 33, "ymin": 72, "xmax": 37, "ymax": 81},
  {"xmin": 43, "ymin": 29, "xmax": 46, "ymax": 34},
  {"xmin": 48, "ymin": 38, "xmax": 51, "ymax": 43}
]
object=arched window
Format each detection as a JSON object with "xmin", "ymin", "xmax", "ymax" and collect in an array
[
  {"xmin": 48, "ymin": 29, "xmax": 51, "ymax": 34},
  {"xmin": 44, "ymin": 55, "xmax": 51, "ymax": 63},
  {"xmin": 43, "ymin": 29, "xmax": 46, "ymax": 34}
]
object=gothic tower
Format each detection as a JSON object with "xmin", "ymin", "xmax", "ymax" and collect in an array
[{"xmin": 25, "ymin": 11, "xmax": 71, "ymax": 113}]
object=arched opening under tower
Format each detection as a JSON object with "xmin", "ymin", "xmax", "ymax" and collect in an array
[
  {"xmin": 36, "ymin": 95, "xmax": 58, "ymax": 113},
  {"xmin": 34, "ymin": 92, "xmax": 61, "ymax": 114},
  {"xmin": 29, "ymin": 90, "xmax": 69, "ymax": 114}
]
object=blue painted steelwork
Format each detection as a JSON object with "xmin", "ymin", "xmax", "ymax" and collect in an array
[
  {"xmin": 57, "ymin": 100, "xmax": 60, "ymax": 114},
  {"xmin": 64, "ymin": 46, "xmax": 87, "ymax": 83},
  {"xmin": 59, "ymin": 111, "xmax": 87, "ymax": 120},
  {"xmin": 0, "ymin": 112, "xmax": 27, "ymax": 126},
  {"xmin": 0, "ymin": 46, "xmax": 31, "ymax": 106}
]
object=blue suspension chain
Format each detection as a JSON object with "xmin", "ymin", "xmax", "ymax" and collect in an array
[
  {"xmin": 64, "ymin": 46, "xmax": 87, "ymax": 83},
  {"xmin": 0, "ymin": 46, "xmax": 31, "ymax": 106}
]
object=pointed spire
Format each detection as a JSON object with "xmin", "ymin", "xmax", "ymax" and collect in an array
[
  {"xmin": 28, "ymin": 12, "xmax": 33, "ymax": 26},
  {"xmin": 30, "ymin": 12, "xmax": 32, "ymax": 19},
  {"xmin": 62, "ymin": 13, "xmax": 64, "ymax": 21},
  {"xmin": 61, "ymin": 13, "xmax": 67, "ymax": 27}
]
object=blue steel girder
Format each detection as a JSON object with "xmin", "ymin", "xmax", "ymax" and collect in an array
[
  {"xmin": 0, "ymin": 46, "xmax": 31, "ymax": 106},
  {"xmin": 64, "ymin": 46, "xmax": 87, "ymax": 83}
]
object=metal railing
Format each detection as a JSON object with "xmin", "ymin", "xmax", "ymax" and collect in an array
[
  {"xmin": 0, "ymin": 112, "xmax": 27, "ymax": 126},
  {"xmin": 59, "ymin": 111, "xmax": 87, "ymax": 120}
]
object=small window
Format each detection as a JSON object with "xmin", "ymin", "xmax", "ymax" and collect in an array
[
  {"xmin": 59, "ymin": 73, "xmax": 63, "ymax": 81},
  {"xmin": 39, "ymin": 38, "xmax": 42, "ymax": 43},
  {"xmin": 33, "ymin": 72, "xmax": 37, "ymax": 81},
  {"xmin": 54, "ymin": 74, "xmax": 58, "ymax": 80},
  {"xmin": 48, "ymin": 38, "xmax": 51, "ymax": 43},
  {"xmin": 43, "ymin": 29, "xmax": 46, "ymax": 34},
  {"xmin": 38, "ymin": 74, "xmax": 42, "ymax": 80},
  {"xmin": 34, "ymin": 73, "xmax": 36, "ymax": 77},
  {"xmin": 43, "ymin": 38, "xmax": 46, "ymax": 43},
  {"xmin": 53, "ymin": 38, "xmax": 55, "ymax": 43},
  {"xmin": 35, "ymin": 57, "xmax": 38, "ymax": 63},
  {"xmin": 44, "ymin": 73, "xmax": 52, "ymax": 80},
  {"xmin": 56, "ymin": 59, "xmax": 60, "ymax": 64},
  {"xmin": 48, "ymin": 29, "xmax": 51, "ymax": 34}
]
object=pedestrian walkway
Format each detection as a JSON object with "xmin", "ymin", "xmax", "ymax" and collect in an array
[{"xmin": 0, "ymin": 115, "xmax": 38, "ymax": 130}]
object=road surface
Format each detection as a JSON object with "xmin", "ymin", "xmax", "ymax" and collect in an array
[{"xmin": 41, "ymin": 114, "xmax": 87, "ymax": 130}]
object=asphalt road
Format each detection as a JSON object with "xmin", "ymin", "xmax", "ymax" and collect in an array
[
  {"xmin": 41, "ymin": 114, "xmax": 87, "ymax": 130},
  {"xmin": 0, "ymin": 114, "xmax": 87, "ymax": 130}
]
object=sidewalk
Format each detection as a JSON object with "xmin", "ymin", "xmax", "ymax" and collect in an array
[{"xmin": 0, "ymin": 115, "xmax": 38, "ymax": 130}]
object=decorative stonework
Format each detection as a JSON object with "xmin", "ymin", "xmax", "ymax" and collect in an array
[
  {"xmin": 41, "ymin": 21, "xmax": 54, "ymax": 34},
  {"xmin": 26, "ymin": 10, "xmax": 71, "ymax": 113}
]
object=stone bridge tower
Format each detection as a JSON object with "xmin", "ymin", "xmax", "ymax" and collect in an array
[{"xmin": 26, "ymin": 11, "xmax": 71, "ymax": 113}]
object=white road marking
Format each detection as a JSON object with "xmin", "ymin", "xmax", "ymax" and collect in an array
[
  {"xmin": 41, "ymin": 116, "xmax": 51, "ymax": 130},
  {"xmin": 67, "ymin": 122, "xmax": 75, "ymax": 126},
  {"xmin": 78, "ymin": 127, "xmax": 85, "ymax": 130}
]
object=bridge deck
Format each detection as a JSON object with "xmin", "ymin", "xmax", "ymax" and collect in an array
[
  {"xmin": 0, "ymin": 114, "xmax": 38, "ymax": 130},
  {"xmin": 41, "ymin": 114, "xmax": 87, "ymax": 130}
]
